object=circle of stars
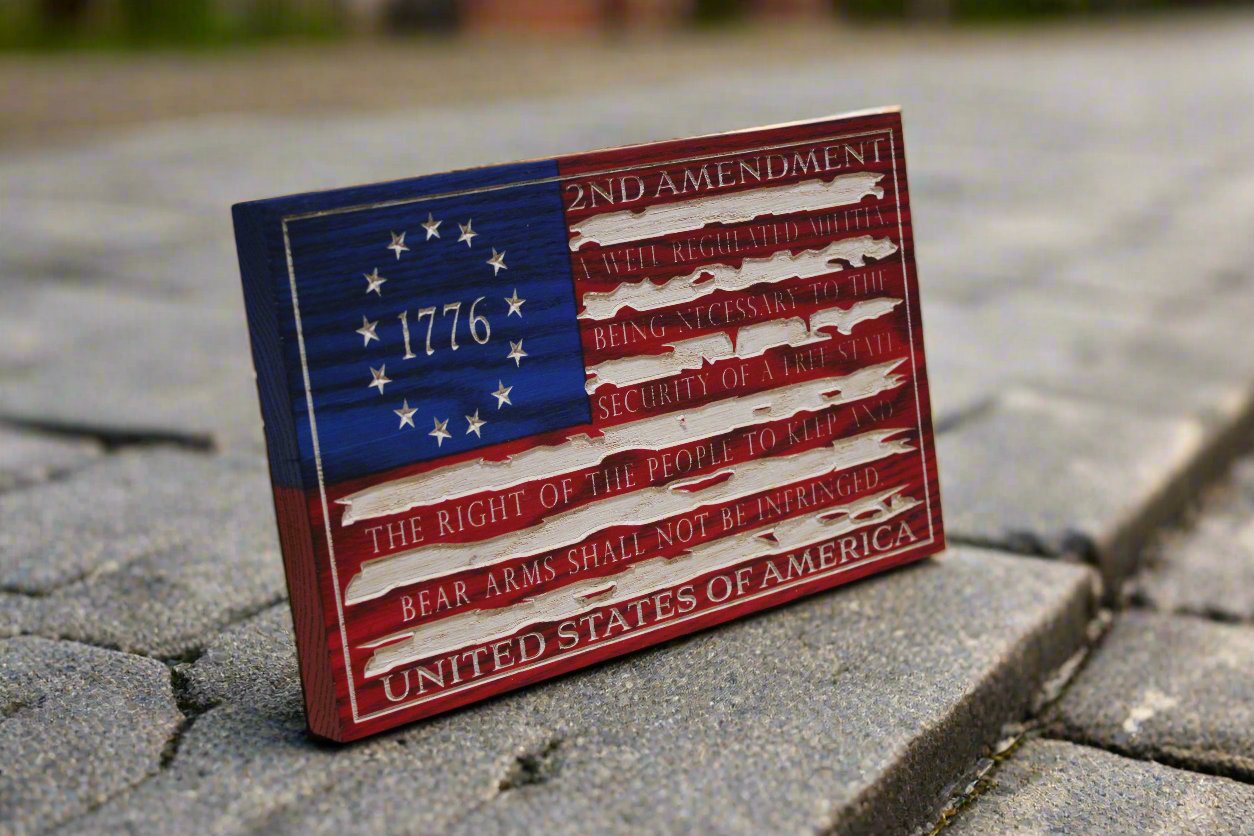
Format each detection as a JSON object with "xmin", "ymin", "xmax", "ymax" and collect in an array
[{"xmin": 355, "ymin": 215, "xmax": 526, "ymax": 447}]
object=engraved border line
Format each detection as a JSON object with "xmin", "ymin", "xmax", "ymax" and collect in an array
[
  {"xmin": 888, "ymin": 130, "xmax": 934, "ymax": 541},
  {"xmin": 282, "ymin": 218, "xmax": 360, "ymax": 720},
  {"xmin": 281, "ymin": 125, "xmax": 935, "ymax": 724},
  {"xmin": 359, "ymin": 532, "xmax": 933, "ymax": 722}
]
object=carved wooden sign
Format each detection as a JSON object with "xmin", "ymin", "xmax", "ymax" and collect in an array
[{"xmin": 233, "ymin": 108, "xmax": 944, "ymax": 742}]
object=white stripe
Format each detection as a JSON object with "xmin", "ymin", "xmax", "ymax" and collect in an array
[
  {"xmin": 362, "ymin": 484, "xmax": 919, "ymax": 677},
  {"xmin": 345, "ymin": 428, "xmax": 914, "ymax": 604},
  {"xmin": 337, "ymin": 357, "xmax": 908, "ymax": 526},
  {"xmin": 585, "ymin": 297, "xmax": 902, "ymax": 392},
  {"xmin": 568, "ymin": 172, "xmax": 884, "ymax": 251},
  {"xmin": 808, "ymin": 297, "xmax": 901, "ymax": 335},
  {"xmin": 579, "ymin": 235, "xmax": 898, "ymax": 320}
]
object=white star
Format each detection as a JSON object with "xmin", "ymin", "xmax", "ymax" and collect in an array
[
  {"xmin": 367, "ymin": 365, "xmax": 391, "ymax": 395},
  {"xmin": 504, "ymin": 289, "xmax": 525, "ymax": 317},
  {"xmin": 421, "ymin": 212, "xmax": 442, "ymax": 240},
  {"xmin": 465, "ymin": 409, "xmax": 486, "ymax": 437},
  {"xmin": 506, "ymin": 339, "xmax": 527, "ymax": 367},
  {"xmin": 457, "ymin": 219, "xmax": 478, "ymax": 248},
  {"xmin": 363, "ymin": 268, "xmax": 387, "ymax": 296},
  {"xmin": 429, "ymin": 416, "xmax": 452, "ymax": 447},
  {"xmin": 486, "ymin": 248, "xmax": 507, "ymax": 276},
  {"xmin": 492, "ymin": 380, "xmax": 513, "ymax": 409},
  {"xmin": 393, "ymin": 399, "xmax": 417, "ymax": 429},
  {"xmin": 387, "ymin": 231, "xmax": 408, "ymax": 259},
  {"xmin": 355, "ymin": 316, "xmax": 379, "ymax": 347}
]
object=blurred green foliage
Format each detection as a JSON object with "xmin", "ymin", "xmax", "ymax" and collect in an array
[
  {"xmin": 0, "ymin": 0, "xmax": 341, "ymax": 50},
  {"xmin": 0, "ymin": 0, "xmax": 1247, "ymax": 50},
  {"xmin": 693, "ymin": 0, "xmax": 747, "ymax": 25}
]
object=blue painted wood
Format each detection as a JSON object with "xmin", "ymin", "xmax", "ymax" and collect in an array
[{"xmin": 235, "ymin": 158, "xmax": 590, "ymax": 487}]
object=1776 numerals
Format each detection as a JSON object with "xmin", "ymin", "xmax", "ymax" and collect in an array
[{"xmin": 398, "ymin": 296, "xmax": 491, "ymax": 358}]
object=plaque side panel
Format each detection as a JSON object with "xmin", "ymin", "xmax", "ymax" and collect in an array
[
  {"xmin": 233, "ymin": 202, "xmax": 343, "ymax": 740},
  {"xmin": 882, "ymin": 113, "xmax": 946, "ymax": 554}
]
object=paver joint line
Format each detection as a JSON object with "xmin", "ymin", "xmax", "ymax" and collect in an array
[
  {"xmin": 925, "ymin": 607, "xmax": 1116, "ymax": 834},
  {"xmin": 0, "ymin": 418, "xmax": 218, "ymax": 455},
  {"xmin": 4, "ymin": 19, "xmax": 1254, "ymax": 833}
]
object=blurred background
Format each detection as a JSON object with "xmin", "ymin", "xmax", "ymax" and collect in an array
[
  {"xmin": 1, "ymin": 0, "xmax": 1252, "ymax": 553},
  {"xmin": 3, "ymin": 0, "xmax": 1251, "ymax": 438},
  {"xmin": 3, "ymin": 0, "xmax": 1252, "ymax": 149},
  {"xmin": 8, "ymin": 0, "xmax": 1244, "ymax": 48},
  {"xmin": 2, "ymin": 1, "xmax": 1254, "ymax": 832}
]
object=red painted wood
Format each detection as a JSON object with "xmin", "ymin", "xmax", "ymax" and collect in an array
[{"xmin": 236, "ymin": 108, "xmax": 944, "ymax": 742}]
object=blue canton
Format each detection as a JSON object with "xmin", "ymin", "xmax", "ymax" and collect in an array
[{"xmin": 283, "ymin": 161, "xmax": 590, "ymax": 485}]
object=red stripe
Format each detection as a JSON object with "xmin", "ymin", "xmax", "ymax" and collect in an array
[
  {"xmin": 350, "ymin": 496, "xmax": 933, "ymax": 717},
  {"xmin": 330, "ymin": 364, "xmax": 915, "ymax": 564},
  {"xmin": 570, "ymin": 201, "xmax": 899, "ymax": 297},
  {"xmin": 580, "ymin": 265, "xmax": 906, "ymax": 368},
  {"xmin": 591, "ymin": 322, "xmax": 910, "ymax": 429},
  {"xmin": 341, "ymin": 430, "xmax": 922, "ymax": 651},
  {"xmin": 326, "ymin": 333, "xmax": 915, "ymax": 569},
  {"xmin": 555, "ymin": 112, "xmax": 902, "ymax": 182}
]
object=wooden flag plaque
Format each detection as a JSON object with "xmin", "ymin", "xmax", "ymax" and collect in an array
[{"xmin": 233, "ymin": 108, "xmax": 945, "ymax": 742}]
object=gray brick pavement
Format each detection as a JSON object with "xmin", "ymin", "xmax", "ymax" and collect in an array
[
  {"xmin": 1047, "ymin": 610, "xmax": 1254, "ymax": 781},
  {"xmin": 2, "ymin": 16, "xmax": 1254, "ymax": 834},
  {"xmin": 0, "ymin": 638, "xmax": 183, "ymax": 835},
  {"xmin": 0, "ymin": 449, "xmax": 284, "ymax": 657},
  {"xmin": 67, "ymin": 549, "xmax": 1095, "ymax": 835},
  {"xmin": 0, "ymin": 285, "xmax": 260, "ymax": 450},
  {"xmin": 950, "ymin": 739, "xmax": 1254, "ymax": 835},
  {"xmin": 938, "ymin": 389, "xmax": 1212, "ymax": 585},
  {"xmin": 1135, "ymin": 456, "xmax": 1254, "ymax": 622},
  {"xmin": 0, "ymin": 424, "xmax": 100, "ymax": 492}
]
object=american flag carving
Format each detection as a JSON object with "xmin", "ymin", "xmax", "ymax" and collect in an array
[{"xmin": 234, "ymin": 108, "xmax": 944, "ymax": 741}]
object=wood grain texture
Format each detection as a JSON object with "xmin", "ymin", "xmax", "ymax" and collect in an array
[
  {"xmin": 232, "ymin": 202, "xmax": 341, "ymax": 739},
  {"xmin": 234, "ymin": 107, "xmax": 944, "ymax": 742}
]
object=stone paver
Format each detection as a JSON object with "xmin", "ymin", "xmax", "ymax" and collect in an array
[
  {"xmin": 921, "ymin": 147, "xmax": 1254, "ymax": 429},
  {"xmin": 0, "ymin": 448, "xmax": 269, "ymax": 591},
  {"xmin": 66, "ymin": 548, "xmax": 1095, "ymax": 835},
  {"xmin": 179, "ymin": 603, "xmax": 300, "ymax": 720},
  {"xmin": 1, "ymin": 17, "xmax": 1254, "ymax": 834},
  {"xmin": 0, "ymin": 593, "xmax": 39, "ymax": 639},
  {"xmin": 1048, "ymin": 610, "xmax": 1254, "ymax": 781},
  {"xmin": 0, "ymin": 637, "xmax": 183, "ymax": 836},
  {"xmin": 1, "ymin": 22, "xmax": 1253, "ymax": 465},
  {"xmin": 0, "ymin": 196, "xmax": 206, "ymax": 289},
  {"xmin": 0, "ymin": 448, "xmax": 284, "ymax": 657},
  {"xmin": 925, "ymin": 281, "xmax": 1254, "ymax": 429},
  {"xmin": 1135, "ymin": 455, "xmax": 1254, "ymax": 622},
  {"xmin": 0, "ymin": 284, "xmax": 261, "ymax": 451},
  {"xmin": 938, "ymin": 389, "xmax": 1215, "ymax": 586},
  {"xmin": 0, "ymin": 423, "xmax": 100, "ymax": 492},
  {"xmin": 950, "ymin": 738, "xmax": 1254, "ymax": 835}
]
